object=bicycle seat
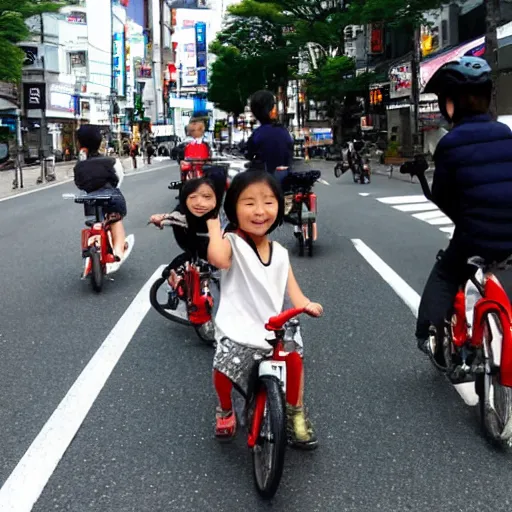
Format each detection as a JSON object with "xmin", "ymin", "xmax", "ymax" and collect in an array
[{"xmin": 74, "ymin": 195, "xmax": 112, "ymax": 206}]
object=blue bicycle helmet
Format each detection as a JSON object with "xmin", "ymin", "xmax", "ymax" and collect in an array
[
  {"xmin": 424, "ymin": 56, "xmax": 492, "ymax": 122},
  {"xmin": 424, "ymin": 56, "xmax": 492, "ymax": 95}
]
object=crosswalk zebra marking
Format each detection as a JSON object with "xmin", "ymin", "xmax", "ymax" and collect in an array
[
  {"xmin": 377, "ymin": 195, "xmax": 427, "ymax": 204},
  {"xmin": 370, "ymin": 194, "xmax": 454, "ymax": 238},
  {"xmin": 393, "ymin": 202, "xmax": 439, "ymax": 212}
]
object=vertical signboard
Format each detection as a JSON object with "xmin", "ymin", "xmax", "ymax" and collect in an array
[
  {"xmin": 24, "ymin": 83, "xmax": 46, "ymax": 110},
  {"xmin": 195, "ymin": 22, "xmax": 207, "ymax": 86},
  {"xmin": 113, "ymin": 31, "xmax": 126, "ymax": 95}
]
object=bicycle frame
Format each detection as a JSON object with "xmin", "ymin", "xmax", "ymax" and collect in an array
[
  {"xmin": 247, "ymin": 308, "xmax": 304, "ymax": 448},
  {"xmin": 448, "ymin": 270, "xmax": 512, "ymax": 387},
  {"xmin": 184, "ymin": 262, "xmax": 214, "ymax": 325}
]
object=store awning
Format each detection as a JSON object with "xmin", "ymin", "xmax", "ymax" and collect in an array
[
  {"xmin": 0, "ymin": 97, "xmax": 19, "ymax": 115},
  {"xmin": 420, "ymin": 36, "xmax": 485, "ymax": 91}
]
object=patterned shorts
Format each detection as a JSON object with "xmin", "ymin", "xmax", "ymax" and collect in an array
[{"xmin": 213, "ymin": 321, "xmax": 303, "ymax": 395}]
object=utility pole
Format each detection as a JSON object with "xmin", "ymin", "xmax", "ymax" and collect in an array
[
  {"xmin": 485, "ymin": 0, "xmax": 500, "ymax": 119},
  {"xmin": 37, "ymin": 13, "xmax": 52, "ymax": 184},
  {"xmin": 411, "ymin": 26, "xmax": 421, "ymax": 150}
]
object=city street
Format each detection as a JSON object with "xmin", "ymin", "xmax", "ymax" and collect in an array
[{"xmin": 1, "ymin": 161, "xmax": 511, "ymax": 512}]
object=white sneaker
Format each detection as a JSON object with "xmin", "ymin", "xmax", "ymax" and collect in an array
[{"xmin": 106, "ymin": 234, "xmax": 135, "ymax": 275}]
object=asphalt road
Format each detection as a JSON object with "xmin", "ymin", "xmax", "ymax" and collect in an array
[{"xmin": 1, "ymin": 161, "xmax": 512, "ymax": 512}]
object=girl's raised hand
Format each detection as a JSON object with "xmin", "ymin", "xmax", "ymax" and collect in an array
[
  {"xmin": 149, "ymin": 214, "xmax": 166, "ymax": 228},
  {"xmin": 305, "ymin": 302, "xmax": 323, "ymax": 317}
]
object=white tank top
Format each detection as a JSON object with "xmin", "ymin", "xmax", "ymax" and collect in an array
[{"xmin": 215, "ymin": 233, "xmax": 290, "ymax": 349}]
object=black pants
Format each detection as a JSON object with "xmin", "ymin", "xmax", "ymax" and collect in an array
[{"xmin": 416, "ymin": 239, "xmax": 511, "ymax": 340}]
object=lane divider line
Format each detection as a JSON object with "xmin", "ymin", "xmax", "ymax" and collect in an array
[
  {"xmin": 0, "ymin": 265, "xmax": 165, "ymax": 512},
  {"xmin": 351, "ymin": 238, "xmax": 478, "ymax": 407}
]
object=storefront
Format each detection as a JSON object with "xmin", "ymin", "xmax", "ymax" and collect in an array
[{"xmin": 368, "ymin": 82, "xmax": 390, "ymax": 132}]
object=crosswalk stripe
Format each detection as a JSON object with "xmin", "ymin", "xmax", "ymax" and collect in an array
[
  {"xmin": 393, "ymin": 203, "xmax": 439, "ymax": 212},
  {"xmin": 426, "ymin": 216, "xmax": 453, "ymax": 226},
  {"xmin": 370, "ymin": 193, "xmax": 455, "ymax": 239},
  {"xmin": 413, "ymin": 210, "xmax": 446, "ymax": 220},
  {"xmin": 378, "ymin": 195, "xmax": 427, "ymax": 204}
]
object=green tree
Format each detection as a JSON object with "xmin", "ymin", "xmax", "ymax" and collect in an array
[
  {"xmin": 0, "ymin": 1, "xmax": 73, "ymax": 82},
  {"xmin": 208, "ymin": 44, "xmax": 264, "ymax": 118}
]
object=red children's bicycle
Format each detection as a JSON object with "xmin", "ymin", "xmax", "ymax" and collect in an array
[
  {"xmin": 232, "ymin": 307, "xmax": 313, "ymax": 499},
  {"xmin": 63, "ymin": 193, "xmax": 133, "ymax": 293},
  {"xmin": 149, "ymin": 220, "xmax": 219, "ymax": 344},
  {"xmin": 283, "ymin": 170, "xmax": 320, "ymax": 257}
]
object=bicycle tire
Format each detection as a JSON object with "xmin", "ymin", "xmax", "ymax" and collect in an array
[
  {"xmin": 149, "ymin": 277, "xmax": 192, "ymax": 327},
  {"xmin": 298, "ymin": 231, "xmax": 304, "ymax": 257},
  {"xmin": 90, "ymin": 250, "xmax": 103, "ymax": 293},
  {"xmin": 334, "ymin": 164, "xmax": 342, "ymax": 178},
  {"xmin": 476, "ymin": 314, "xmax": 512, "ymax": 446},
  {"xmin": 307, "ymin": 220, "xmax": 314, "ymax": 257},
  {"xmin": 251, "ymin": 376, "xmax": 286, "ymax": 500}
]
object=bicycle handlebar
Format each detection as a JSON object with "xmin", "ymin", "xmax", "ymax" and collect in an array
[{"xmin": 265, "ymin": 308, "xmax": 305, "ymax": 331}]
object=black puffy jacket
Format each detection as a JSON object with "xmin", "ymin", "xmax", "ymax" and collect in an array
[
  {"xmin": 74, "ymin": 156, "xmax": 119, "ymax": 193},
  {"xmin": 432, "ymin": 114, "xmax": 512, "ymax": 253}
]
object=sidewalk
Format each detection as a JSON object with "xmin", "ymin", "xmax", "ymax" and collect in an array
[{"xmin": 0, "ymin": 156, "xmax": 158, "ymax": 200}]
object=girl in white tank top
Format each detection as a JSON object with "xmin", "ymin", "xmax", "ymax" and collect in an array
[{"xmin": 206, "ymin": 170, "xmax": 323, "ymax": 449}]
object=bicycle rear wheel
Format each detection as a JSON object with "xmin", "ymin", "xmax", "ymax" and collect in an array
[
  {"xmin": 251, "ymin": 376, "xmax": 286, "ymax": 499},
  {"xmin": 306, "ymin": 220, "xmax": 314, "ymax": 257},
  {"xmin": 476, "ymin": 314, "xmax": 512, "ymax": 446},
  {"xmin": 90, "ymin": 250, "xmax": 104, "ymax": 293}
]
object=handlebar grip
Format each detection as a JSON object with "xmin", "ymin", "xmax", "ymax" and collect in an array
[{"xmin": 265, "ymin": 308, "xmax": 305, "ymax": 331}]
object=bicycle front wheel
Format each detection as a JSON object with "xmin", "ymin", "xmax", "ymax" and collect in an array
[{"xmin": 251, "ymin": 376, "xmax": 286, "ymax": 500}]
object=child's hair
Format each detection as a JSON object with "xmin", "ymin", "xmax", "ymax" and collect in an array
[
  {"xmin": 224, "ymin": 170, "xmax": 284, "ymax": 235},
  {"xmin": 76, "ymin": 125, "xmax": 103, "ymax": 154},
  {"xmin": 250, "ymin": 90, "xmax": 276, "ymax": 125}
]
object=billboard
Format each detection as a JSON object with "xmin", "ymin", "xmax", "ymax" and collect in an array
[{"xmin": 113, "ymin": 32, "xmax": 126, "ymax": 95}]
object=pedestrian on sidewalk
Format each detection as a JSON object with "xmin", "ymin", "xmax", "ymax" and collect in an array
[
  {"xmin": 129, "ymin": 140, "xmax": 139, "ymax": 169},
  {"xmin": 146, "ymin": 140, "xmax": 155, "ymax": 165}
]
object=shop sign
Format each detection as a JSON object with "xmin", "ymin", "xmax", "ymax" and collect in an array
[
  {"xmin": 23, "ymin": 83, "xmax": 46, "ymax": 110},
  {"xmin": 389, "ymin": 62, "xmax": 412, "ymax": 99},
  {"xmin": 369, "ymin": 24, "xmax": 384, "ymax": 54},
  {"xmin": 48, "ymin": 83, "xmax": 75, "ymax": 112},
  {"xmin": 67, "ymin": 12, "xmax": 87, "ymax": 25}
]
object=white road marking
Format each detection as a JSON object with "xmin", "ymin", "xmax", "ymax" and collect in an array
[
  {"xmin": 426, "ymin": 216, "xmax": 453, "ymax": 226},
  {"xmin": 0, "ymin": 265, "xmax": 165, "ymax": 512},
  {"xmin": 377, "ymin": 195, "xmax": 427, "ymax": 204},
  {"xmin": 440, "ymin": 226, "xmax": 455, "ymax": 236},
  {"xmin": 413, "ymin": 210, "xmax": 447, "ymax": 221},
  {"xmin": 318, "ymin": 178, "xmax": 330, "ymax": 186},
  {"xmin": 359, "ymin": 192, "xmax": 370, "ymax": 197},
  {"xmin": 351, "ymin": 238, "xmax": 479, "ymax": 407},
  {"xmin": 393, "ymin": 203, "xmax": 439, "ymax": 212}
]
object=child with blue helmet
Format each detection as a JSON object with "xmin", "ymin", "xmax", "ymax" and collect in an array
[{"xmin": 416, "ymin": 56, "xmax": 512, "ymax": 356}]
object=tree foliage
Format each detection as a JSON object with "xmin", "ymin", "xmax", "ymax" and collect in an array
[
  {"xmin": 209, "ymin": 0, "xmax": 448, "ymax": 119},
  {"xmin": 208, "ymin": 2, "xmax": 298, "ymax": 114},
  {"xmin": 208, "ymin": 45, "xmax": 265, "ymax": 118},
  {"xmin": 0, "ymin": 0, "xmax": 74, "ymax": 82}
]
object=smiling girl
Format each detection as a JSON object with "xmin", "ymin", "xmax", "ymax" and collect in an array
[{"xmin": 207, "ymin": 170, "xmax": 323, "ymax": 449}]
